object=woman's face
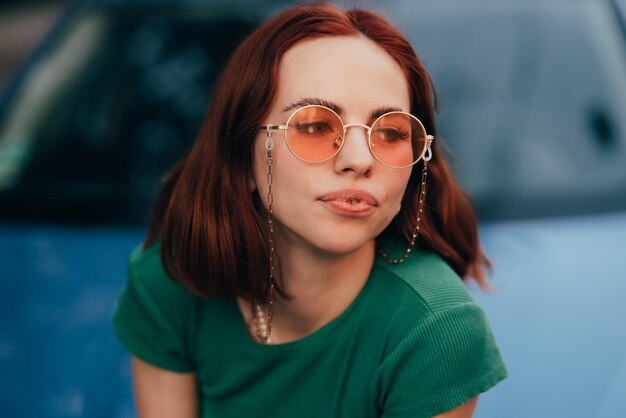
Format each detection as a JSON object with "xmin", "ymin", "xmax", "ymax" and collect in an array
[{"xmin": 252, "ymin": 35, "xmax": 412, "ymax": 256}]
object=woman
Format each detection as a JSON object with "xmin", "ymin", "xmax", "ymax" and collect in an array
[{"xmin": 113, "ymin": 3, "xmax": 508, "ymax": 417}]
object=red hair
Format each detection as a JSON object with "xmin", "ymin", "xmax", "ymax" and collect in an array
[{"xmin": 145, "ymin": 3, "xmax": 491, "ymax": 302}]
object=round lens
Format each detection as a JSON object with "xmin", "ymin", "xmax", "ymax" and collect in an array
[
  {"xmin": 369, "ymin": 112, "xmax": 427, "ymax": 168},
  {"xmin": 285, "ymin": 106, "xmax": 344, "ymax": 162}
]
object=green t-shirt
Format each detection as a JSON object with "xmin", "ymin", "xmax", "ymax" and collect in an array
[{"xmin": 112, "ymin": 240, "xmax": 508, "ymax": 417}]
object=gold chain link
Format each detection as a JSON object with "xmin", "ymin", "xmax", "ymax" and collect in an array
[
  {"xmin": 263, "ymin": 145, "xmax": 276, "ymax": 343},
  {"xmin": 378, "ymin": 159, "xmax": 429, "ymax": 264}
]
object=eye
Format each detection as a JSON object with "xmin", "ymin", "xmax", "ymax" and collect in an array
[
  {"xmin": 373, "ymin": 127, "xmax": 410, "ymax": 142},
  {"xmin": 294, "ymin": 121, "xmax": 333, "ymax": 135}
]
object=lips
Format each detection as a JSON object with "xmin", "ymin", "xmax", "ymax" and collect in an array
[
  {"xmin": 320, "ymin": 190, "xmax": 378, "ymax": 206},
  {"xmin": 319, "ymin": 190, "xmax": 378, "ymax": 217}
]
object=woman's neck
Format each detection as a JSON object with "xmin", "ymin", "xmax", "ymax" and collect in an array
[{"xmin": 239, "ymin": 239, "xmax": 376, "ymax": 344}]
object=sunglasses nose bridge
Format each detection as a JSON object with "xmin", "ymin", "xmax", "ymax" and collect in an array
[
  {"xmin": 342, "ymin": 122, "xmax": 371, "ymax": 134},
  {"xmin": 341, "ymin": 122, "xmax": 372, "ymax": 146},
  {"xmin": 338, "ymin": 122, "xmax": 374, "ymax": 159}
]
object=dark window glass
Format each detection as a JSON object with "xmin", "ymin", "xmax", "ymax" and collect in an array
[
  {"xmin": 1, "ymin": 1, "xmax": 625, "ymax": 224},
  {"xmin": 0, "ymin": 6, "xmax": 257, "ymax": 224}
]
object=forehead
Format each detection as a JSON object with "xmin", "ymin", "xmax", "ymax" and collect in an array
[{"xmin": 275, "ymin": 35, "xmax": 410, "ymax": 116}]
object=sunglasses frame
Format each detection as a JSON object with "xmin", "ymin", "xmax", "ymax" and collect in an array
[{"xmin": 260, "ymin": 105, "xmax": 434, "ymax": 169}]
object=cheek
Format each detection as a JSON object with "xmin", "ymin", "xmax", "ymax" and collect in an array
[
  {"xmin": 385, "ymin": 173, "xmax": 412, "ymax": 220},
  {"xmin": 390, "ymin": 170, "xmax": 412, "ymax": 208}
]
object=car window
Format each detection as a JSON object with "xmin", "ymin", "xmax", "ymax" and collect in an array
[
  {"xmin": 387, "ymin": 0, "xmax": 626, "ymax": 219},
  {"xmin": 0, "ymin": 5, "xmax": 257, "ymax": 224},
  {"xmin": 1, "ymin": 1, "xmax": 625, "ymax": 224}
]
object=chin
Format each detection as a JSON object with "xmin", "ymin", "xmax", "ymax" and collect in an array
[
  {"xmin": 309, "ymin": 232, "xmax": 376, "ymax": 257},
  {"xmin": 274, "ymin": 215, "xmax": 384, "ymax": 257}
]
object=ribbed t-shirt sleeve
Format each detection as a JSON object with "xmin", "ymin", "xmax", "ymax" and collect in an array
[
  {"xmin": 375, "ymin": 302, "xmax": 508, "ymax": 417},
  {"xmin": 112, "ymin": 247, "xmax": 196, "ymax": 373}
]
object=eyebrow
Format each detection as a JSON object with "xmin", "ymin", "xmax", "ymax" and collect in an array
[
  {"xmin": 282, "ymin": 97, "xmax": 404, "ymax": 120},
  {"xmin": 371, "ymin": 106, "xmax": 404, "ymax": 119},
  {"xmin": 283, "ymin": 97, "xmax": 342, "ymax": 115}
]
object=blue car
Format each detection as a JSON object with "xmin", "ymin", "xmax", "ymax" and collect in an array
[{"xmin": 1, "ymin": 0, "xmax": 625, "ymax": 417}]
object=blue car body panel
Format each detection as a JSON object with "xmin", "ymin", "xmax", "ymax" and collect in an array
[
  {"xmin": 0, "ymin": 224, "xmax": 142, "ymax": 417},
  {"xmin": 474, "ymin": 212, "xmax": 626, "ymax": 418},
  {"xmin": 2, "ymin": 213, "xmax": 626, "ymax": 417}
]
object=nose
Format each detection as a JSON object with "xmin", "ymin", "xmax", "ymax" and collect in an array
[{"xmin": 333, "ymin": 123, "xmax": 374, "ymax": 176}]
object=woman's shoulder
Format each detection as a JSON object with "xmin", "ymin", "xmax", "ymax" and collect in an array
[
  {"xmin": 373, "ymin": 239, "xmax": 475, "ymax": 316},
  {"xmin": 128, "ymin": 240, "xmax": 165, "ymax": 277},
  {"xmin": 126, "ymin": 240, "xmax": 198, "ymax": 305},
  {"xmin": 113, "ymin": 240, "xmax": 200, "ymax": 372},
  {"xmin": 369, "ymin": 240, "xmax": 488, "ymax": 356},
  {"xmin": 371, "ymin": 245, "xmax": 508, "ymax": 417}
]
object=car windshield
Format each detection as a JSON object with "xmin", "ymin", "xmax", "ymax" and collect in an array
[
  {"xmin": 387, "ymin": 0, "xmax": 626, "ymax": 219},
  {"xmin": 0, "ymin": 0, "xmax": 625, "ymax": 224}
]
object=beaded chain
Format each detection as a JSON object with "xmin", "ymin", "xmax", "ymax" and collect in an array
[
  {"xmin": 254, "ymin": 131, "xmax": 276, "ymax": 344},
  {"xmin": 253, "ymin": 302, "xmax": 272, "ymax": 344},
  {"xmin": 378, "ymin": 159, "xmax": 429, "ymax": 264}
]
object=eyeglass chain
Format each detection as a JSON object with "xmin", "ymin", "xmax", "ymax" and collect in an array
[
  {"xmin": 252, "ymin": 129, "xmax": 431, "ymax": 344},
  {"xmin": 377, "ymin": 159, "xmax": 429, "ymax": 264},
  {"xmin": 251, "ymin": 130, "xmax": 276, "ymax": 344}
]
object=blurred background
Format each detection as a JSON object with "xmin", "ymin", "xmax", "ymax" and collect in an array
[{"xmin": 1, "ymin": 0, "xmax": 625, "ymax": 417}]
